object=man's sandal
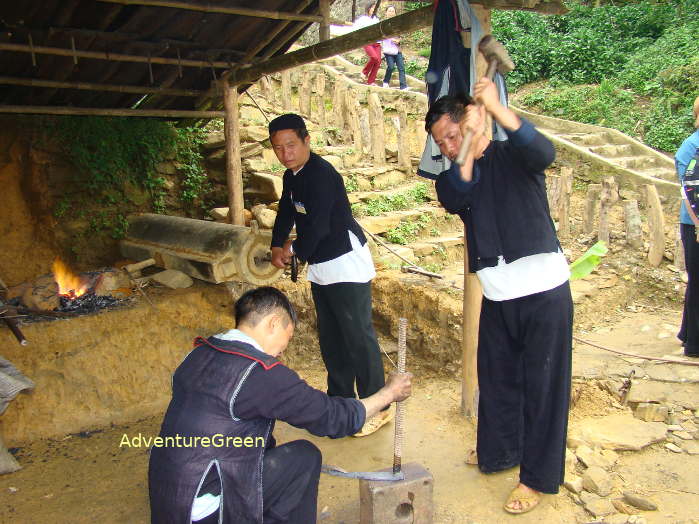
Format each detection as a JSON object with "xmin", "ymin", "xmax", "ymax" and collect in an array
[
  {"xmin": 504, "ymin": 485, "xmax": 541, "ymax": 514},
  {"xmin": 353, "ymin": 408, "xmax": 394, "ymax": 437}
]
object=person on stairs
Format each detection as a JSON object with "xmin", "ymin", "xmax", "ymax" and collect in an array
[
  {"xmin": 381, "ymin": 5, "xmax": 408, "ymax": 90},
  {"xmin": 330, "ymin": 1, "xmax": 381, "ymax": 86}
]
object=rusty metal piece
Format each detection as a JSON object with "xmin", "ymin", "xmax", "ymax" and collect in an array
[
  {"xmin": 120, "ymin": 214, "xmax": 282, "ymax": 285},
  {"xmin": 393, "ymin": 318, "xmax": 407, "ymax": 475}
]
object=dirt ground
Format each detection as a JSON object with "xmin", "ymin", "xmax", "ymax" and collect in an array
[{"xmin": 1, "ymin": 304, "xmax": 698, "ymax": 524}]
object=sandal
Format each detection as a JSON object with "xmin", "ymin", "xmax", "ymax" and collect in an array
[
  {"xmin": 504, "ymin": 485, "xmax": 541, "ymax": 514},
  {"xmin": 353, "ymin": 408, "xmax": 394, "ymax": 437}
]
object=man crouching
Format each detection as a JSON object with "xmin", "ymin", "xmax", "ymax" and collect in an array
[{"xmin": 148, "ymin": 286, "xmax": 412, "ymax": 523}]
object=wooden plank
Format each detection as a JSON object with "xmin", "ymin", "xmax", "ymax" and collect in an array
[
  {"xmin": 0, "ymin": 105, "xmax": 223, "ymax": 117},
  {"xmin": 319, "ymin": 0, "xmax": 331, "ymax": 41},
  {"xmin": 0, "ymin": 76, "xmax": 204, "ymax": 97},
  {"xmin": 0, "ymin": 42, "xmax": 231, "ymax": 69},
  {"xmin": 223, "ymin": 82, "xmax": 245, "ymax": 226},
  {"xmin": 97, "ymin": 0, "xmax": 324, "ymax": 22}
]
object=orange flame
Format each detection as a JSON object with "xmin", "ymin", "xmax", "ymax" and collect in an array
[{"xmin": 52, "ymin": 258, "xmax": 88, "ymax": 299}]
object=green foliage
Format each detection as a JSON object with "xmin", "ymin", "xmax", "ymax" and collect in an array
[
  {"xmin": 498, "ymin": 0, "xmax": 699, "ymax": 152},
  {"xmin": 175, "ymin": 126, "xmax": 210, "ymax": 205},
  {"xmin": 344, "ymin": 175, "xmax": 360, "ymax": 193},
  {"xmin": 385, "ymin": 213, "xmax": 431, "ymax": 245},
  {"xmin": 351, "ymin": 183, "xmax": 431, "ymax": 217},
  {"xmin": 404, "ymin": 58, "xmax": 427, "ymax": 80}
]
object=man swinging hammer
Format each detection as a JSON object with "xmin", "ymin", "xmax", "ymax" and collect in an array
[{"xmin": 425, "ymin": 77, "xmax": 573, "ymax": 514}]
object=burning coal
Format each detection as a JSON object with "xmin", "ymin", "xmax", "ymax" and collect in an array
[{"xmin": 52, "ymin": 258, "xmax": 88, "ymax": 299}]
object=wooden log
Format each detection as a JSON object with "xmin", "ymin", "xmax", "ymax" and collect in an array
[
  {"xmin": 315, "ymin": 71, "xmax": 326, "ymax": 97},
  {"xmin": 332, "ymin": 81, "xmax": 346, "ymax": 132},
  {"xmin": 259, "ymin": 75, "xmax": 275, "ymax": 106},
  {"xmin": 319, "ymin": 0, "xmax": 331, "ymax": 41},
  {"xmin": 0, "ymin": 105, "xmax": 223, "ymax": 118},
  {"xmin": 644, "ymin": 184, "xmax": 665, "ymax": 267},
  {"xmin": 299, "ymin": 71, "xmax": 312, "ymax": 117},
  {"xmin": 313, "ymin": 94, "xmax": 327, "ymax": 127},
  {"xmin": 558, "ymin": 167, "xmax": 573, "ymax": 238},
  {"xmin": 223, "ymin": 82, "xmax": 245, "ymax": 226},
  {"xmin": 0, "ymin": 75, "xmax": 203, "ymax": 97},
  {"xmin": 281, "ymin": 70, "xmax": 292, "ymax": 111},
  {"xmin": 598, "ymin": 176, "xmax": 619, "ymax": 246},
  {"xmin": 344, "ymin": 88, "xmax": 363, "ymax": 160},
  {"xmin": 583, "ymin": 183, "xmax": 602, "ymax": 234},
  {"xmin": 0, "ymin": 42, "xmax": 230, "ymax": 69},
  {"xmin": 398, "ymin": 103, "xmax": 412, "ymax": 173},
  {"xmin": 96, "ymin": 0, "xmax": 324, "ymax": 22},
  {"xmin": 368, "ymin": 92, "xmax": 385, "ymax": 166},
  {"xmin": 623, "ymin": 199, "xmax": 643, "ymax": 249},
  {"xmin": 359, "ymin": 108, "xmax": 371, "ymax": 156},
  {"xmin": 547, "ymin": 176, "xmax": 560, "ymax": 221}
]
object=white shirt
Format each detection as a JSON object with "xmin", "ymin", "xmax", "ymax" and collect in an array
[
  {"xmin": 476, "ymin": 251, "xmax": 570, "ymax": 301},
  {"xmin": 307, "ymin": 230, "xmax": 376, "ymax": 285},
  {"xmin": 330, "ymin": 15, "xmax": 379, "ymax": 36}
]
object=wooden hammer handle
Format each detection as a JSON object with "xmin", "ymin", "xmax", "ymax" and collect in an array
[{"xmin": 454, "ymin": 59, "xmax": 499, "ymax": 166}]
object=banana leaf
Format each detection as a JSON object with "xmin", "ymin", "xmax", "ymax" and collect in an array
[{"xmin": 569, "ymin": 241, "xmax": 608, "ymax": 281}]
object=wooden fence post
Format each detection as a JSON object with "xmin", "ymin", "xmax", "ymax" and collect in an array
[
  {"xmin": 598, "ymin": 177, "xmax": 619, "ymax": 245},
  {"xmin": 645, "ymin": 184, "xmax": 665, "ymax": 267},
  {"xmin": 368, "ymin": 92, "xmax": 385, "ymax": 165}
]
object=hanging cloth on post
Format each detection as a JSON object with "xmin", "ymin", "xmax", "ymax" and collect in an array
[{"xmin": 417, "ymin": 0, "xmax": 509, "ymax": 180}]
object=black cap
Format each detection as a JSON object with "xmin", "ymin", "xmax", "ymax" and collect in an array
[{"xmin": 269, "ymin": 113, "xmax": 307, "ymax": 135}]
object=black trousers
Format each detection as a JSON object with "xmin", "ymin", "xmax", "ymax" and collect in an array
[
  {"xmin": 476, "ymin": 281, "xmax": 573, "ymax": 494},
  {"xmin": 679, "ymin": 223, "xmax": 699, "ymax": 356},
  {"xmin": 310, "ymin": 281, "xmax": 385, "ymax": 399},
  {"xmin": 197, "ymin": 440, "xmax": 321, "ymax": 524}
]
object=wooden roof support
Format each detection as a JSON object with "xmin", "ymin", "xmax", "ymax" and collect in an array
[
  {"xmin": 0, "ymin": 42, "xmax": 233, "ymax": 69},
  {"xmin": 0, "ymin": 75, "xmax": 204, "ymax": 97},
  {"xmin": 0, "ymin": 105, "xmax": 223, "ymax": 118},
  {"xmin": 96, "ymin": 0, "xmax": 324, "ymax": 22},
  {"xmin": 222, "ymin": 80, "xmax": 245, "ymax": 225}
]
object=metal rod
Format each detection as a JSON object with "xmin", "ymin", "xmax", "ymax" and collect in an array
[{"xmin": 393, "ymin": 317, "xmax": 407, "ymax": 475}]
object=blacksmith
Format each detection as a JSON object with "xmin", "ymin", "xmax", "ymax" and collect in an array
[
  {"xmin": 424, "ymin": 78, "xmax": 573, "ymax": 514},
  {"xmin": 148, "ymin": 286, "xmax": 412, "ymax": 523},
  {"xmin": 268, "ymin": 113, "xmax": 393, "ymax": 436}
]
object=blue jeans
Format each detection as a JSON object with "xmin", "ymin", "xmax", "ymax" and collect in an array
[{"xmin": 383, "ymin": 52, "xmax": 407, "ymax": 89}]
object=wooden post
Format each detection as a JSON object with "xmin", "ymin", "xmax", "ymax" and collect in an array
[
  {"xmin": 623, "ymin": 199, "xmax": 643, "ymax": 249},
  {"xmin": 398, "ymin": 103, "xmax": 411, "ymax": 173},
  {"xmin": 558, "ymin": 167, "xmax": 573, "ymax": 238},
  {"xmin": 674, "ymin": 225, "xmax": 686, "ymax": 272},
  {"xmin": 583, "ymin": 183, "xmax": 602, "ymax": 234},
  {"xmin": 645, "ymin": 184, "xmax": 665, "ymax": 267},
  {"xmin": 598, "ymin": 176, "xmax": 619, "ymax": 246},
  {"xmin": 368, "ymin": 92, "xmax": 385, "ymax": 165},
  {"xmin": 319, "ymin": 0, "xmax": 330, "ymax": 41},
  {"xmin": 259, "ymin": 75, "xmax": 275, "ymax": 106},
  {"xmin": 281, "ymin": 70, "xmax": 292, "ymax": 111},
  {"xmin": 461, "ymin": 5, "xmax": 491, "ymax": 419},
  {"xmin": 547, "ymin": 176, "xmax": 560, "ymax": 221},
  {"xmin": 332, "ymin": 80, "xmax": 346, "ymax": 132},
  {"xmin": 299, "ymin": 71, "xmax": 312, "ymax": 116},
  {"xmin": 314, "ymin": 73, "xmax": 327, "ymax": 126},
  {"xmin": 223, "ymin": 81, "xmax": 245, "ymax": 225},
  {"xmin": 345, "ymin": 88, "xmax": 363, "ymax": 160}
]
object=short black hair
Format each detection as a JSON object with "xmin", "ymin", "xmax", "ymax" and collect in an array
[
  {"xmin": 268, "ymin": 113, "xmax": 309, "ymax": 142},
  {"xmin": 234, "ymin": 287, "xmax": 297, "ymax": 328},
  {"xmin": 424, "ymin": 93, "xmax": 474, "ymax": 133}
]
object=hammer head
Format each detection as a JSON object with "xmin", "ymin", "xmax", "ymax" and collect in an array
[{"xmin": 478, "ymin": 35, "xmax": 515, "ymax": 74}]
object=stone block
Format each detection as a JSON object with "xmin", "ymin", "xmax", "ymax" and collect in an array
[
  {"xmin": 251, "ymin": 204, "xmax": 277, "ymax": 229},
  {"xmin": 585, "ymin": 497, "xmax": 616, "ymax": 518},
  {"xmin": 322, "ymin": 154, "xmax": 344, "ymax": 170},
  {"xmin": 622, "ymin": 492, "xmax": 657, "ymax": 511},
  {"xmin": 359, "ymin": 462, "xmax": 433, "ymax": 524},
  {"xmin": 240, "ymin": 126, "xmax": 269, "ymax": 143},
  {"xmin": 246, "ymin": 172, "xmax": 283, "ymax": 202},
  {"xmin": 210, "ymin": 207, "xmax": 229, "ymax": 221},
  {"xmin": 582, "ymin": 466, "xmax": 612, "ymax": 496},
  {"xmin": 564, "ymin": 474, "xmax": 583, "ymax": 494},
  {"xmin": 152, "ymin": 269, "xmax": 193, "ymax": 289},
  {"xmin": 633, "ymin": 403, "xmax": 668, "ymax": 422}
]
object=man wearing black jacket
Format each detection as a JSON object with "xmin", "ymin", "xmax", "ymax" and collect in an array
[
  {"xmin": 269, "ymin": 113, "xmax": 392, "ymax": 437},
  {"xmin": 425, "ymin": 79, "xmax": 573, "ymax": 514},
  {"xmin": 148, "ymin": 286, "xmax": 412, "ymax": 523}
]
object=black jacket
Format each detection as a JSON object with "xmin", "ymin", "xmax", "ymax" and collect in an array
[
  {"xmin": 271, "ymin": 152, "xmax": 366, "ymax": 264},
  {"xmin": 436, "ymin": 119, "xmax": 559, "ymax": 272},
  {"xmin": 148, "ymin": 336, "xmax": 364, "ymax": 523}
]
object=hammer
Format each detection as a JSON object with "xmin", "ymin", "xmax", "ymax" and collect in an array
[{"xmin": 454, "ymin": 34, "xmax": 515, "ymax": 166}]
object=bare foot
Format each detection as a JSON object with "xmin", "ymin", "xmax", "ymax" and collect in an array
[{"xmin": 504, "ymin": 483, "xmax": 541, "ymax": 514}]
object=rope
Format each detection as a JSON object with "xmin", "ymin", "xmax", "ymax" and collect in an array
[
  {"xmin": 573, "ymin": 335, "xmax": 699, "ymax": 367},
  {"xmin": 359, "ymin": 223, "xmax": 441, "ymax": 277}
]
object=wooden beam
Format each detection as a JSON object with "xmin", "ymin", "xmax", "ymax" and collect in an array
[
  {"xmin": 319, "ymin": 0, "xmax": 331, "ymax": 41},
  {"xmin": 230, "ymin": 5, "xmax": 435, "ymax": 84},
  {"xmin": 0, "ymin": 105, "xmax": 223, "ymax": 118},
  {"xmin": 0, "ymin": 76, "xmax": 204, "ymax": 97},
  {"xmin": 0, "ymin": 42, "xmax": 232, "ymax": 69},
  {"xmin": 222, "ymin": 81, "xmax": 245, "ymax": 225},
  {"xmin": 359, "ymin": 0, "xmax": 566, "ymax": 12},
  {"xmin": 96, "ymin": 0, "xmax": 324, "ymax": 22}
]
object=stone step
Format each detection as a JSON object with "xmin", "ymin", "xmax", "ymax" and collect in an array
[
  {"xmin": 359, "ymin": 205, "xmax": 446, "ymax": 235},
  {"xmin": 636, "ymin": 167, "xmax": 677, "ymax": 182},
  {"xmin": 558, "ymin": 132, "xmax": 612, "ymax": 147},
  {"xmin": 588, "ymin": 144, "xmax": 635, "ymax": 157},
  {"xmin": 613, "ymin": 155, "xmax": 664, "ymax": 170}
]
